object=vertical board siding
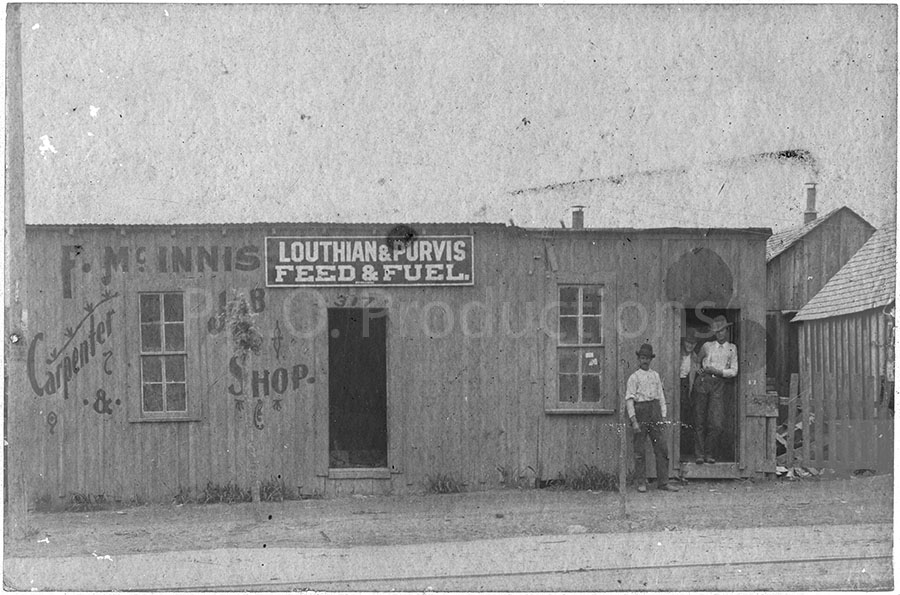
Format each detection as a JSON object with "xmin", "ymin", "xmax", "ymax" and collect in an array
[
  {"xmin": 800, "ymin": 325, "xmax": 812, "ymax": 464},
  {"xmin": 796, "ymin": 310, "xmax": 893, "ymax": 472},
  {"xmin": 767, "ymin": 212, "xmax": 874, "ymax": 311},
  {"xmin": 786, "ymin": 373, "xmax": 798, "ymax": 466},
  {"xmin": 765, "ymin": 212, "xmax": 875, "ymax": 408},
  {"xmin": 24, "ymin": 226, "xmax": 769, "ymax": 502}
]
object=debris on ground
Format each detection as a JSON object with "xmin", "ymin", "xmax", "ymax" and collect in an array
[{"xmin": 775, "ymin": 465, "xmax": 823, "ymax": 480}]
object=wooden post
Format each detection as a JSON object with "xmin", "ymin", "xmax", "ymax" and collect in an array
[
  {"xmin": 5, "ymin": 3, "xmax": 29, "ymax": 539},
  {"xmin": 814, "ymin": 326, "xmax": 827, "ymax": 466},
  {"xmin": 787, "ymin": 373, "xmax": 798, "ymax": 467},
  {"xmin": 245, "ymin": 351, "xmax": 262, "ymax": 519},
  {"xmin": 800, "ymin": 329, "xmax": 812, "ymax": 466},
  {"xmin": 617, "ymin": 402, "xmax": 627, "ymax": 520}
]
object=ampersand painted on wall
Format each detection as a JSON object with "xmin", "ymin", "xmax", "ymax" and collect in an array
[
  {"xmin": 93, "ymin": 389, "xmax": 112, "ymax": 414},
  {"xmin": 88, "ymin": 388, "xmax": 119, "ymax": 415}
]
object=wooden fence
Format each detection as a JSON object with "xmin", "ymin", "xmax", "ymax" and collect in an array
[{"xmin": 789, "ymin": 309, "xmax": 895, "ymax": 472}]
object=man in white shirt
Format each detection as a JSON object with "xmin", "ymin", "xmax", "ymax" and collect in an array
[
  {"xmin": 691, "ymin": 316, "xmax": 738, "ymax": 464},
  {"xmin": 626, "ymin": 343, "xmax": 679, "ymax": 492}
]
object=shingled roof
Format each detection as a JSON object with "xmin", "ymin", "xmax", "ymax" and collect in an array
[
  {"xmin": 793, "ymin": 224, "xmax": 896, "ymax": 321},
  {"xmin": 766, "ymin": 206, "xmax": 871, "ymax": 262}
]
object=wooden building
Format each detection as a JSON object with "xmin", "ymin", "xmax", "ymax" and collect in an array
[
  {"xmin": 20, "ymin": 221, "xmax": 771, "ymax": 504},
  {"xmin": 765, "ymin": 188, "xmax": 874, "ymax": 401},
  {"xmin": 791, "ymin": 225, "xmax": 895, "ymax": 472}
]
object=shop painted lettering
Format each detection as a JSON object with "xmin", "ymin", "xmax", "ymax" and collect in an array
[{"xmin": 227, "ymin": 356, "xmax": 315, "ymax": 399}]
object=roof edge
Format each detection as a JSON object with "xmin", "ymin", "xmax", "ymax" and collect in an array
[
  {"xmin": 527, "ymin": 226, "xmax": 772, "ymax": 236},
  {"xmin": 25, "ymin": 221, "xmax": 511, "ymax": 230},
  {"xmin": 793, "ymin": 298, "xmax": 895, "ymax": 322},
  {"xmin": 26, "ymin": 223, "xmax": 773, "ymax": 236},
  {"xmin": 766, "ymin": 206, "xmax": 875, "ymax": 263}
]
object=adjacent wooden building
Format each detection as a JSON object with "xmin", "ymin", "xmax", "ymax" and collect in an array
[
  {"xmin": 765, "ymin": 188, "xmax": 874, "ymax": 401},
  {"xmin": 20, "ymin": 221, "xmax": 772, "ymax": 504},
  {"xmin": 791, "ymin": 224, "xmax": 895, "ymax": 472}
]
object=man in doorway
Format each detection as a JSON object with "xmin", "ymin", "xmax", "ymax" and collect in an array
[
  {"xmin": 626, "ymin": 343, "xmax": 679, "ymax": 492},
  {"xmin": 692, "ymin": 316, "xmax": 738, "ymax": 464}
]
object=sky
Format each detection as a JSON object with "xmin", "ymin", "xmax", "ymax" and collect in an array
[{"xmin": 12, "ymin": 4, "xmax": 898, "ymax": 232}]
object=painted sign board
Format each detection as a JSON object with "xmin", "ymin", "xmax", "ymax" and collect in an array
[{"xmin": 265, "ymin": 236, "xmax": 475, "ymax": 287}]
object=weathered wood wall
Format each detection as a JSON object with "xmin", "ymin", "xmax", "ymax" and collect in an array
[
  {"xmin": 766, "ymin": 210, "xmax": 874, "ymax": 312},
  {"xmin": 796, "ymin": 309, "xmax": 894, "ymax": 472},
  {"xmin": 537, "ymin": 229, "xmax": 770, "ymax": 480},
  {"xmin": 25, "ymin": 225, "xmax": 314, "ymax": 502},
  {"xmin": 22, "ymin": 224, "xmax": 769, "ymax": 504},
  {"xmin": 766, "ymin": 210, "xmax": 874, "ymax": 399}
]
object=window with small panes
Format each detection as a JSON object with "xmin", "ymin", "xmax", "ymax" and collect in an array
[{"xmin": 557, "ymin": 285, "xmax": 606, "ymax": 405}]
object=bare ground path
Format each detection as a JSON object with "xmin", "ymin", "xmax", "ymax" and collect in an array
[
  {"xmin": 4, "ymin": 523, "xmax": 891, "ymax": 591},
  {"xmin": 3, "ymin": 474, "xmax": 893, "ymax": 590}
]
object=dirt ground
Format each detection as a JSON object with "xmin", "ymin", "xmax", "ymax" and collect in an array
[{"xmin": 5, "ymin": 474, "xmax": 892, "ymax": 560}]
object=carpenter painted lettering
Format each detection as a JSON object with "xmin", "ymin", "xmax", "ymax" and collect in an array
[
  {"xmin": 266, "ymin": 236, "xmax": 475, "ymax": 287},
  {"xmin": 27, "ymin": 290, "xmax": 120, "ymax": 399}
]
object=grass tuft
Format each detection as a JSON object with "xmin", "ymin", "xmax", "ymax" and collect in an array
[
  {"xmin": 201, "ymin": 481, "xmax": 253, "ymax": 504},
  {"xmin": 425, "ymin": 473, "xmax": 464, "ymax": 494},
  {"xmin": 65, "ymin": 493, "xmax": 110, "ymax": 513},
  {"xmin": 260, "ymin": 475, "xmax": 291, "ymax": 502},
  {"xmin": 497, "ymin": 465, "xmax": 536, "ymax": 489},
  {"xmin": 551, "ymin": 464, "xmax": 622, "ymax": 492}
]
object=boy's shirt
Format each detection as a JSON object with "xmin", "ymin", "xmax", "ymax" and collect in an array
[
  {"xmin": 625, "ymin": 368, "xmax": 667, "ymax": 419},
  {"xmin": 680, "ymin": 351, "xmax": 699, "ymax": 379}
]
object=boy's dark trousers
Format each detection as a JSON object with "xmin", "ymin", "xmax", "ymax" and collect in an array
[
  {"xmin": 692, "ymin": 372, "xmax": 724, "ymax": 458},
  {"xmin": 632, "ymin": 400, "xmax": 670, "ymax": 487},
  {"xmin": 680, "ymin": 377, "xmax": 693, "ymax": 455}
]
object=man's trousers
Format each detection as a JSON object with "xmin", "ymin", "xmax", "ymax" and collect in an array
[
  {"xmin": 632, "ymin": 400, "xmax": 670, "ymax": 487},
  {"xmin": 691, "ymin": 373, "xmax": 725, "ymax": 458}
]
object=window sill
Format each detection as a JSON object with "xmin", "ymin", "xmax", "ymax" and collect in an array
[
  {"xmin": 128, "ymin": 415, "xmax": 201, "ymax": 423},
  {"xmin": 545, "ymin": 408, "xmax": 615, "ymax": 416},
  {"xmin": 328, "ymin": 468, "xmax": 392, "ymax": 480}
]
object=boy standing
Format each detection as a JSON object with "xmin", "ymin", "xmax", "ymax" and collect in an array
[
  {"xmin": 679, "ymin": 329, "xmax": 699, "ymax": 456},
  {"xmin": 626, "ymin": 343, "xmax": 679, "ymax": 492}
]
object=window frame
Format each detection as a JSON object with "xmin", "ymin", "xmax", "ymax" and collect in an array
[
  {"xmin": 127, "ymin": 284, "xmax": 202, "ymax": 423},
  {"xmin": 545, "ymin": 274, "xmax": 617, "ymax": 415},
  {"xmin": 139, "ymin": 292, "xmax": 189, "ymax": 414}
]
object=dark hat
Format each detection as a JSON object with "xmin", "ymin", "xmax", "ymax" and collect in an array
[
  {"xmin": 709, "ymin": 315, "xmax": 733, "ymax": 333},
  {"xmin": 635, "ymin": 343, "xmax": 655, "ymax": 358}
]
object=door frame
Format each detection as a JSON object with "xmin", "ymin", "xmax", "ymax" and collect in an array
[{"xmin": 675, "ymin": 306, "xmax": 745, "ymax": 479}]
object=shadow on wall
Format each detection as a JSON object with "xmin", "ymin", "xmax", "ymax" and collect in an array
[{"xmin": 665, "ymin": 247, "xmax": 734, "ymax": 307}]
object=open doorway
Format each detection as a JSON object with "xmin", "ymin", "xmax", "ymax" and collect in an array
[
  {"xmin": 328, "ymin": 308, "xmax": 388, "ymax": 468},
  {"xmin": 679, "ymin": 308, "xmax": 740, "ymax": 464}
]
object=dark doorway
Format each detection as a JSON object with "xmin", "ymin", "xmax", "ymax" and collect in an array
[
  {"xmin": 328, "ymin": 308, "xmax": 388, "ymax": 468},
  {"xmin": 679, "ymin": 308, "xmax": 740, "ymax": 464}
]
